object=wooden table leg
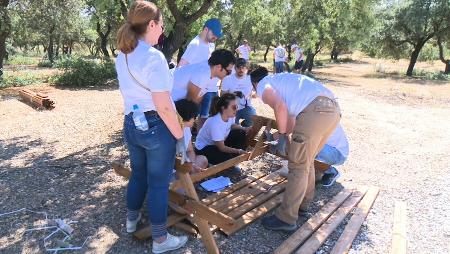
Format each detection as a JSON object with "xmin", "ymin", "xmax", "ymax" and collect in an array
[{"xmin": 178, "ymin": 171, "xmax": 220, "ymax": 254}]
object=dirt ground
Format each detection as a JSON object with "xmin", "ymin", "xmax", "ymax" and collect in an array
[{"xmin": 1, "ymin": 59, "xmax": 450, "ymax": 253}]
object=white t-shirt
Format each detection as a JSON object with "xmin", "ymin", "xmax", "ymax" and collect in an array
[
  {"xmin": 171, "ymin": 61, "xmax": 219, "ymax": 101},
  {"xmin": 183, "ymin": 127, "xmax": 192, "ymax": 148},
  {"xmin": 256, "ymin": 73, "xmax": 335, "ymax": 116},
  {"xmin": 195, "ymin": 114, "xmax": 235, "ymax": 150},
  {"xmin": 180, "ymin": 35, "xmax": 215, "ymax": 65},
  {"xmin": 326, "ymin": 124, "xmax": 349, "ymax": 158},
  {"xmin": 221, "ymin": 74, "xmax": 253, "ymax": 110},
  {"xmin": 274, "ymin": 46, "xmax": 287, "ymax": 62},
  {"xmin": 295, "ymin": 47, "xmax": 303, "ymax": 61},
  {"xmin": 116, "ymin": 40, "xmax": 172, "ymax": 115},
  {"xmin": 237, "ymin": 44, "xmax": 251, "ymax": 60}
]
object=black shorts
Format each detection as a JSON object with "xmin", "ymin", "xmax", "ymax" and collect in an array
[{"xmin": 294, "ymin": 60, "xmax": 304, "ymax": 70}]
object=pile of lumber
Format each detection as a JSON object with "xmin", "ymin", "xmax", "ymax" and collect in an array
[
  {"xmin": 275, "ymin": 186, "xmax": 379, "ymax": 254},
  {"xmin": 18, "ymin": 89, "xmax": 55, "ymax": 109}
]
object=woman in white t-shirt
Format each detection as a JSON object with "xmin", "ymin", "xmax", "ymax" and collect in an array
[
  {"xmin": 115, "ymin": 1, "xmax": 187, "ymax": 252},
  {"xmin": 194, "ymin": 93, "xmax": 250, "ymax": 165}
]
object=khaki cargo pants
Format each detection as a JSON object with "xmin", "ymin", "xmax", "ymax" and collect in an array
[{"xmin": 275, "ymin": 96, "xmax": 340, "ymax": 225}]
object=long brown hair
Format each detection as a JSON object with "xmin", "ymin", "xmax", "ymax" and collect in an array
[
  {"xmin": 117, "ymin": 1, "xmax": 161, "ymax": 54},
  {"xmin": 210, "ymin": 93, "xmax": 237, "ymax": 116}
]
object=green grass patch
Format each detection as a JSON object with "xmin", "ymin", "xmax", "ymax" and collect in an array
[
  {"xmin": 5, "ymin": 55, "xmax": 40, "ymax": 66},
  {"xmin": 1, "ymin": 72, "xmax": 49, "ymax": 89}
]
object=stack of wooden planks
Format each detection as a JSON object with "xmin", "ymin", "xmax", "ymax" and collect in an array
[
  {"xmin": 275, "ymin": 186, "xmax": 380, "ymax": 254},
  {"xmin": 18, "ymin": 89, "xmax": 55, "ymax": 109}
]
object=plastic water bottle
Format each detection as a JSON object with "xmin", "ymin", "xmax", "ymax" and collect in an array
[{"xmin": 132, "ymin": 104, "xmax": 148, "ymax": 131}]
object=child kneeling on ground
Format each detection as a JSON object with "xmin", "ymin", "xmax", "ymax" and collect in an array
[{"xmin": 175, "ymin": 99, "xmax": 208, "ymax": 173}]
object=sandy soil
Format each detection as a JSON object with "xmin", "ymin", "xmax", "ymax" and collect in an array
[{"xmin": 1, "ymin": 60, "xmax": 449, "ymax": 253}]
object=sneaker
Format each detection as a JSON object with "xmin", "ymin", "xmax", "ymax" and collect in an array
[
  {"xmin": 152, "ymin": 233, "xmax": 188, "ymax": 254},
  {"xmin": 261, "ymin": 214, "xmax": 296, "ymax": 231},
  {"xmin": 321, "ymin": 167, "xmax": 340, "ymax": 187},
  {"xmin": 278, "ymin": 160, "xmax": 289, "ymax": 178},
  {"xmin": 126, "ymin": 213, "xmax": 141, "ymax": 233}
]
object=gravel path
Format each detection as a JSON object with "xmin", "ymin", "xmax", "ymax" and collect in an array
[{"xmin": 1, "ymin": 62, "xmax": 450, "ymax": 253}]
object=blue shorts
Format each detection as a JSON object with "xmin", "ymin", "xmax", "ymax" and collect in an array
[
  {"xmin": 200, "ymin": 92, "xmax": 218, "ymax": 118},
  {"xmin": 315, "ymin": 144, "xmax": 347, "ymax": 166}
]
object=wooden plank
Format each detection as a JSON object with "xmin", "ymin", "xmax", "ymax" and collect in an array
[
  {"xmin": 294, "ymin": 188, "xmax": 368, "ymax": 254},
  {"xmin": 221, "ymin": 192, "xmax": 283, "ymax": 235},
  {"xmin": 178, "ymin": 172, "xmax": 219, "ymax": 254},
  {"xmin": 190, "ymin": 153, "xmax": 250, "ymax": 183},
  {"xmin": 391, "ymin": 201, "xmax": 407, "ymax": 254},
  {"xmin": 210, "ymin": 171, "xmax": 285, "ymax": 213},
  {"xmin": 174, "ymin": 159, "xmax": 193, "ymax": 174},
  {"xmin": 184, "ymin": 200, "xmax": 236, "ymax": 232},
  {"xmin": 227, "ymin": 181, "xmax": 286, "ymax": 219},
  {"xmin": 201, "ymin": 172, "xmax": 267, "ymax": 205},
  {"xmin": 274, "ymin": 189, "xmax": 353, "ymax": 254},
  {"xmin": 133, "ymin": 213, "xmax": 186, "ymax": 240},
  {"xmin": 249, "ymin": 120, "xmax": 272, "ymax": 160},
  {"xmin": 111, "ymin": 161, "xmax": 131, "ymax": 179},
  {"xmin": 330, "ymin": 186, "xmax": 380, "ymax": 254}
]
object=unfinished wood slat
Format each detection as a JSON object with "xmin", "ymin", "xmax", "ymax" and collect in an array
[
  {"xmin": 133, "ymin": 213, "xmax": 187, "ymax": 240},
  {"xmin": 221, "ymin": 193, "xmax": 283, "ymax": 235},
  {"xmin": 227, "ymin": 181, "xmax": 286, "ymax": 219},
  {"xmin": 18, "ymin": 89, "xmax": 55, "ymax": 109},
  {"xmin": 201, "ymin": 172, "xmax": 267, "ymax": 205},
  {"xmin": 112, "ymin": 161, "xmax": 131, "ymax": 179},
  {"xmin": 294, "ymin": 188, "xmax": 368, "ymax": 254},
  {"xmin": 391, "ymin": 201, "xmax": 407, "ymax": 254},
  {"xmin": 330, "ymin": 186, "xmax": 380, "ymax": 254},
  {"xmin": 210, "ymin": 171, "xmax": 285, "ymax": 213},
  {"xmin": 275, "ymin": 189, "xmax": 353, "ymax": 254},
  {"xmin": 184, "ymin": 200, "xmax": 236, "ymax": 232},
  {"xmin": 189, "ymin": 153, "xmax": 250, "ymax": 183}
]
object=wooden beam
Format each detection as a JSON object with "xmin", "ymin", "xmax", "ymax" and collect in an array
[
  {"xmin": 227, "ymin": 181, "xmax": 286, "ymax": 219},
  {"xmin": 133, "ymin": 213, "xmax": 186, "ymax": 240},
  {"xmin": 178, "ymin": 171, "xmax": 219, "ymax": 254},
  {"xmin": 391, "ymin": 201, "xmax": 407, "ymax": 254},
  {"xmin": 111, "ymin": 161, "xmax": 131, "ymax": 179},
  {"xmin": 221, "ymin": 193, "xmax": 283, "ymax": 235},
  {"xmin": 294, "ymin": 188, "xmax": 368, "ymax": 254},
  {"xmin": 330, "ymin": 186, "xmax": 380, "ymax": 254},
  {"xmin": 184, "ymin": 200, "xmax": 236, "ymax": 232},
  {"xmin": 274, "ymin": 189, "xmax": 353, "ymax": 254},
  {"xmin": 174, "ymin": 159, "xmax": 193, "ymax": 174}
]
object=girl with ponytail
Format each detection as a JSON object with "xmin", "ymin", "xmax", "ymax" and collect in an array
[
  {"xmin": 115, "ymin": 1, "xmax": 188, "ymax": 252},
  {"xmin": 194, "ymin": 93, "xmax": 251, "ymax": 168}
]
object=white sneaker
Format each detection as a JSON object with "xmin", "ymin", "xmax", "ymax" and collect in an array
[
  {"xmin": 126, "ymin": 213, "xmax": 141, "ymax": 233},
  {"xmin": 152, "ymin": 233, "xmax": 188, "ymax": 254}
]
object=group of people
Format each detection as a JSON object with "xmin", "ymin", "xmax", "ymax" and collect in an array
[
  {"xmin": 115, "ymin": 1, "xmax": 348, "ymax": 253},
  {"xmin": 273, "ymin": 43, "xmax": 305, "ymax": 73}
]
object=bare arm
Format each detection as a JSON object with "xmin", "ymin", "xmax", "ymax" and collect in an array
[
  {"xmin": 286, "ymin": 116, "xmax": 296, "ymax": 134},
  {"xmin": 187, "ymin": 82, "xmax": 203, "ymax": 104},
  {"xmin": 261, "ymin": 87, "xmax": 289, "ymax": 134},
  {"xmin": 214, "ymin": 140, "xmax": 245, "ymax": 154},
  {"xmin": 177, "ymin": 58, "xmax": 189, "ymax": 67},
  {"xmin": 152, "ymin": 91, "xmax": 183, "ymax": 139}
]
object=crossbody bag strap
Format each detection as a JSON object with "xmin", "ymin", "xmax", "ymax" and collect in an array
[{"xmin": 125, "ymin": 54, "xmax": 184, "ymax": 128}]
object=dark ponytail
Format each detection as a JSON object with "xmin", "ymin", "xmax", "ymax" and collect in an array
[{"xmin": 210, "ymin": 93, "xmax": 236, "ymax": 116}]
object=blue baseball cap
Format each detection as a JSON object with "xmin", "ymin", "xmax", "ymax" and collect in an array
[{"xmin": 204, "ymin": 18, "xmax": 223, "ymax": 38}]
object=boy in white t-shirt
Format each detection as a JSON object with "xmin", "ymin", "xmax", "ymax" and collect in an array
[
  {"xmin": 175, "ymin": 99, "xmax": 208, "ymax": 173},
  {"xmin": 291, "ymin": 44, "xmax": 304, "ymax": 72},
  {"xmin": 273, "ymin": 44, "xmax": 287, "ymax": 73},
  {"xmin": 235, "ymin": 39, "xmax": 252, "ymax": 60},
  {"xmin": 221, "ymin": 58, "xmax": 256, "ymax": 127}
]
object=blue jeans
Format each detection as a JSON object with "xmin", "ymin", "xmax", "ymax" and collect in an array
[
  {"xmin": 123, "ymin": 113, "xmax": 176, "ymax": 238},
  {"xmin": 235, "ymin": 106, "xmax": 256, "ymax": 127},
  {"xmin": 200, "ymin": 92, "xmax": 218, "ymax": 118},
  {"xmin": 274, "ymin": 61, "xmax": 284, "ymax": 73},
  {"xmin": 315, "ymin": 144, "xmax": 347, "ymax": 166}
]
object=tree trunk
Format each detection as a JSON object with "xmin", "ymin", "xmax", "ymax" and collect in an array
[
  {"xmin": 47, "ymin": 26, "xmax": 55, "ymax": 63},
  {"xmin": 263, "ymin": 44, "xmax": 271, "ymax": 62},
  {"xmin": 406, "ymin": 41, "xmax": 426, "ymax": 76},
  {"xmin": 162, "ymin": 21, "xmax": 188, "ymax": 61},
  {"xmin": 110, "ymin": 43, "xmax": 117, "ymax": 58},
  {"xmin": 286, "ymin": 44, "xmax": 291, "ymax": 61},
  {"xmin": 0, "ymin": 0, "xmax": 11, "ymax": 78},
  {"xmin": 96, "ymin": 20, "xmax": 111, "ymax": 59},
  {"xmin": 176, "ymin": 39, "xmax": 187, "ymax": 63},
  {"xmin": 437, "ymin": 36, "xmax": 450, "ymax": 74},
  {"xmin": 302, "ymin": 42, "xmax": 322, "ymax": 72}
]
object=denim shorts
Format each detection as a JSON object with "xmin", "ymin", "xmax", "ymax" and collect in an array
[
  {"xmin": 199, "ymin": 91, "xmax": 218, "ymax": 118},
  {"xmin": 315, "ymin": 144, "xmax": 347, "ymax": 166}
]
